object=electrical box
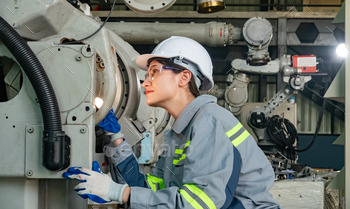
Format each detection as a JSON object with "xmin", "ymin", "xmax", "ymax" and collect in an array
[{"xmin": 292, "ymin": 55, "xmax": 317, "ymax": 73}]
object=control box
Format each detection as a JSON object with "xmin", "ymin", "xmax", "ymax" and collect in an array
[{"xmin": 292, "ymin": 55, "xmax": 317, "ymax": 73}]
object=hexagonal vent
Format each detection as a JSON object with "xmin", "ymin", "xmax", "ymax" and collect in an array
[{"xmin": 295, "ymin": 23, "xmax": 319, "ymax": 43}]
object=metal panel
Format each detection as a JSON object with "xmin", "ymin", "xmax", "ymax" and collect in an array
[
  {"xmin": 334, "ymin": 117, "xmax": 344, "ymax": 135},
  {"xmin": 270, "ymin": 181, "xmax": 324, "ymax": 209},
  {"xmin": 333, "ymin": 132, "xmax": 345, "ymax": 145},
  {"xmin": 327, "ymin": 167, "xmax": 345, "ymax": 190},
  {"xmin": 295, "ymin": 93, "xmax": 344, "ymax": 134},
  {"xmin": 0, "ymin": 179, "xmax": 39, "ymax": 209},
  {"xmin": 286, "ymin": 19, "xmax": 339, "ymax": 45},
  {"xmin": 324, "ymin": 63, "xmax": 345, "ymax": 103},
  {"xmin": 287, "ymin": 33, "xmax": 338, "ymax": 45},
  {"xmin": 266, "ymin": 83, "xmax": 277, "ymax": 101},
  {"xmin": 25, "ymin": 125, "xmax": 91, "ymax": 179},
  {"xmin": 246, "ymin": 75, "xmax": 276, "ymax": 103}
]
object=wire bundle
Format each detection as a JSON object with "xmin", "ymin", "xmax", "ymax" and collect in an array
[{"xmin": 266, "ymin": 115, "xmax": 298, "ymax": 160}]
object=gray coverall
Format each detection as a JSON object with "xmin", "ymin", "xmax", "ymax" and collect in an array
[{"xmin": 104, "ymin": 94, "xmax": 280, "ymax": 208}]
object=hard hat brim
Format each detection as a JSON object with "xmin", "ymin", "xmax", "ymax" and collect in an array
[{"xmin": 136, "ymin": 54, "xmax": 171, "ymax": 71}]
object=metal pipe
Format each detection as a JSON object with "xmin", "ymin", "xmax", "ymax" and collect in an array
[
  {"xmin": 89, "ymin": 3, "xmax": 342, "ymax": 7},
  {"xmin": 106, "ymin": 21, "xmax": 242, "ymax": 47}
]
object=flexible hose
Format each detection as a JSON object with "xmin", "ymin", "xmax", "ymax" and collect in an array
[
  {"xmin": 0, "ymin": 17, "xmax": 68, "ymax": 171},
  {"xmin": 0, "ymin": 17, "xmax": 61, "ymax": 131}
]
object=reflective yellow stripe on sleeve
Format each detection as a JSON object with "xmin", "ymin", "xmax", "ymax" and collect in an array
[
  {"xmin": 180, "ymin": 189, "xmax": 203, "ymax": 209},
  {"xmin": 226, "ymin": 123, "xmax": 250, "ymax": 147},
  {"xmin": 232, "ymin": 130, "xmax": 250, "ymax": 147},
  {"xmin": 146, "ymin": 174, "xmax": 164, "ymax": 192},
  {"xmin": 180, "ymin": 184, "xmax": 216, "ymax": 209},
  {"xmin": 226, "ymin": 123, "xmax": 243, "ymax": 138},
  {"xmin": 185, "ymin": 185, "xmax": 216, "ymax": 209}
]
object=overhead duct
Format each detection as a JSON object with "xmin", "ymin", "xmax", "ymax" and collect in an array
[
  {"xmin": 198, "ymin": 0, "xmax": 225, "ymax": 13},
  {"xmin": 106, "ymin": 21, "xmax": 242, "ymax": 47}
]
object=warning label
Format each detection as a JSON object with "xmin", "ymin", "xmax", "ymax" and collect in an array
[{"xmin": 297, "ymin": 57, "xmax": 316, "ymax": 67}]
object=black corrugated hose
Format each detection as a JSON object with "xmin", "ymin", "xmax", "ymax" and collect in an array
[{"xmin": 0, "ymin": 17, "xmax": 69, "ymax": 171}]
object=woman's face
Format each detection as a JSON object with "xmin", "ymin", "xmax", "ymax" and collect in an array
[{"xmin": 142, "ymin": 60, "xmax": 179, "ymax": 107}]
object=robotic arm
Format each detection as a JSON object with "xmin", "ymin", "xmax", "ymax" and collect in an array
[{"xmin": 225, "ymin": 17, "xmax": 317, "ymax": 176}]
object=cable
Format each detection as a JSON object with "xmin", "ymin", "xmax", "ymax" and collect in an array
[
  {"xmin": 266, "ymin": 78, "xmax": 330, "ymax": 154},
  {"xmin": 266, "ymin": 115, "xmax": 298, "ymax": 160},
  {"xmin": 61, "ymin": 0, "xmax": 117, "ymax": 45},
  {"xmin": 296, "ymin": 77, "xmax": 330, "ymax": 152}
]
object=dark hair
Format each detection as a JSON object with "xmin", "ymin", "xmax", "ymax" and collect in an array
[{"xmin": 147, "ymin": 57, "xmax": 200, "ymax": 98}]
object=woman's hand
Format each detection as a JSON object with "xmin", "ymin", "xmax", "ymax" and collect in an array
[
  {"xmin": 63, "ymin": 161, "xmax": 128, "ymax": 204},
  {"xmin": 98, "ymin": 108, "xmax": 125, "ymax": 143}
]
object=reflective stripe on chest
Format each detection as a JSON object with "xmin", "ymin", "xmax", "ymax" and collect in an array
[
  {"xmin": 173, "ymin": 141, "xmax": 190, "ymax": 165},
  {"xmin": 172, "ymin": 123, "xmax": 249, "ymax": 165}
]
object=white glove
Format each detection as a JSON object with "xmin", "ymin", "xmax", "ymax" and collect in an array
[{"xmin": 63, "ymin": 161, "xmax": 127, "ymax": 204}]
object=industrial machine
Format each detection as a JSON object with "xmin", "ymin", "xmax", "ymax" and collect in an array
[
  {"xmin": 211, "ymin": 17, "xmax": 317, "ymax": 176},
  {"xmin": 0, "ymin": 0, "xmax": 319, "ymax": 208}
]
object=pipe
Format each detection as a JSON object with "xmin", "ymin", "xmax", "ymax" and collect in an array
[
  {"xmin": 106, "ymin": 21, "xmax": 242, "ymax": 47},
  {"xmin": 89, "ymin": 2, "xmax": 341, "ymax": 7},
  {"xmin": 0, "ymin": 17, "xmax": 69, "ymax": 171}
]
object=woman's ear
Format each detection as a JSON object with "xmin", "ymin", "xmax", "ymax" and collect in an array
[{"xmin": 178, "ymin": 70, "xmax": 192, "ymax": 87}]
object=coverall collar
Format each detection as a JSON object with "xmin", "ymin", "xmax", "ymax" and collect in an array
[{"xmin": 172, "ymin": 94, "xmax": 217, "ymax": 134}]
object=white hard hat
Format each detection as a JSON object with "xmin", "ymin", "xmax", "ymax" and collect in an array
[{"xmin": 136, "ymin": 36, "xmax": 214, "ymax": 91}]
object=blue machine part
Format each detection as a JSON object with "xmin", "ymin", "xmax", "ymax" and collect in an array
[{"xmin": 138, "ymin": 132, "xmax": 152, "ymax": 164}]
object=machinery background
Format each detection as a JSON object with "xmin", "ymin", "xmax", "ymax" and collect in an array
[
  {"xmin": 80, "ymin": 1, "xmax": 347, "ymax": 206},
  {"xmin": 0, "ymin": 0, "xmax": 174, "ymax": 208},
  {"xmin": 0, "ymin": 0, "xmax": 345, "ymax": 208},
  {"xmin": 101, "ymin": 8, "xmax": 343, "ymax": 135}
]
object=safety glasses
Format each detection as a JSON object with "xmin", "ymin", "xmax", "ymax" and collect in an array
[{"xmin": 144, "ymin": 65, "xmax": 182, "ymax": 82}]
